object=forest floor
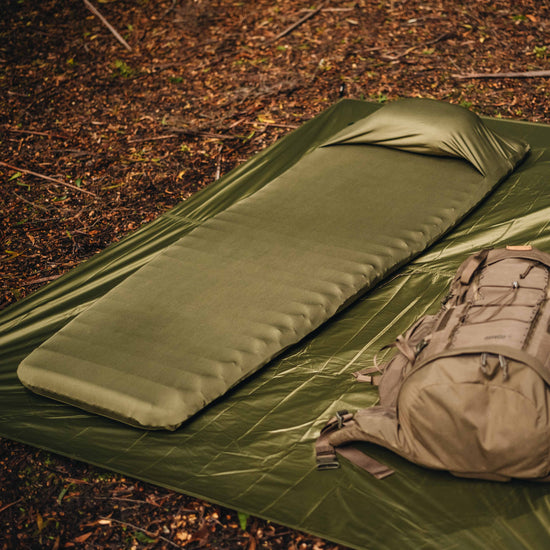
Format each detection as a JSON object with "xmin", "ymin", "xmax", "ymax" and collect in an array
[{"xmin": 1, "ymin": 0, "xmax": 550, "ymax": 548}]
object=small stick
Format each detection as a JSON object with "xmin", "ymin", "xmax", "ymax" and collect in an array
[
  {"xmin": 127, "ymin": 134, "xmax": 178, "ymax": 143},
  {"xmin": 21, "ymin": 275, "xmax": 62, "ymax": 286},
  {"xmin": 299, "ymin": 7, "xmax": 354, "ymax": 12},
  {"xmin": 83, "ymin": 0, "xmax": 132, "ymax": 52},
  {"xmin": 91, "ymin": 496, "xmax": 161, "ymax": 506},
  {"xmin": 384, "ymin": 32, "xmax": 454, "ymax": 61},
  {"xmin": 168, "ymin": 128, "xmax": 239, "ymax": 140},
  {"xmin": 0, "ymin": 498, "xmax": 23, "ymax": 514},
  {"xmin": 99, "ymin": 517, "xmax": 180, "ymax": 549},
  {"xmin": 7, "ymin": 128, "xmax": 69, "ymax": 140},
  {"xmin": 214, "ymin": 144, "xmax": 223, "ymax": 180},
  {"xmin": 14, "ymin": 192, "xmax": 51, "ymax": 212},
  {"xmin": 262, "ymin": 122, "xmax": 299, "ymax": 129},
  {"xmin": 0, "ymin": 161, "xmax": 97, "ymax": 196},
  {"xmin": 454, "ymin": 70, "xmax": 550, "ymax": 79},
  {"xmin": 273, "ymin": 2, "xmax": 326, "ymax": 41}
]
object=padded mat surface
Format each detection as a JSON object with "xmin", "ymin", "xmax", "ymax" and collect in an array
[
  {"xmin": 16, "ymin": 99, "xmax": 527, "ymax": 429},
  {"xmin": 2, "ymin": 101, "xmax": 550, "ymax": 549}
]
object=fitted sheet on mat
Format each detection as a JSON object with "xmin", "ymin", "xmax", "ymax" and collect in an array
[
  {"xmin": 16, "ymin": 99, "xmax": 527, "ymax": 430},
  {"xmin": 1, "ymin": 100, "xmax": 550, "ymax": 549}
]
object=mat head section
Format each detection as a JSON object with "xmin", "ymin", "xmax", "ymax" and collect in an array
[{"xmin": 324, "ymin": 98, "xmax": 528, "ymax": 177}]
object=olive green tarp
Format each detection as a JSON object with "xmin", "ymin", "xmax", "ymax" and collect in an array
[{"xmin": 1, "ymin": 100, "xmax": 550, "ymax": 549}]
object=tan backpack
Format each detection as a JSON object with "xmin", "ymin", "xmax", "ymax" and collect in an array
[{"xmin": 317, "ymin": 246, "xmax": 550, "ymax": 481}]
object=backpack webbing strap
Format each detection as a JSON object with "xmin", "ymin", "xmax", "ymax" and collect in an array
[
  {"xmin": 352, "ymin": 365, "xmax": 382, "ymax": 384},
  {"xmin": 336, "ymin": 446, "xmax": 394, "ymax": 480},
  {"xmin": 315, "ymin": 411, "xmax": 394, "ymax": 479},
  {"xmin": 488, "ymin": 247, "xmax": 550, "ymax": 270},
  {"xmin": 414, "ymin": 344, "xmax": 550, "ymax": 386},
  {"xmin": 459, "ymin": 249, "xmax": 490, "ymax": 284}
]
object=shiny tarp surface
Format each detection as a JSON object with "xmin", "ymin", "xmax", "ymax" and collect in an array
[{"xmin": 1, "ymin": 100, "xmax": 550, "ymax": 549}]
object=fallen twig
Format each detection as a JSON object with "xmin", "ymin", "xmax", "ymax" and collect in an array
[
  {"xmin": 273, "ymin": 2, "xmax": 326, "ymax": 42},
  {"xmin": 127, "ymin": 134, "xmax": 178, "ymax": 143},
  {"xmin": 6, "ymin": 128, "xmax": 69, "ymax": 140},
  {"xmin": 299, "ymin": 7, "xmax": 354, "ymax": 12},
  {"xmin": 453, "ymin": 70, "xmax": 550, "ymax": 79},
  {"xmin": 0, "ymin": 498, "xmax": 23, "ymax": 514},
  {"xmin": 214, "ymin": 144, "xmax": 223, "ymax": 181},
  {"xmin": 13, "ymin": 192, "xmax": 51, "ymax": 213},
  {"xmin": 0, "ymin": 161, "xmax": 97, "ymax": 196},
  {"xmin": 92, "ymin": 496, "xmax": 160, "ymax": 506},
  {"xmin": 83, "ymin": 0, "xmax": 132, "ymax": 52},
  {"xmin": 382, "ymin": 32, "xmax": 454, "ymax": 61},
  {"xmin": 167, "ymin": 128, "xmax": 240, "ymax": 140},
  {"xmin": 99, "ymin": 517, "xmax": 180, "ymax": 549},
  {"xmin": 261, "ymin": 122, "xmax": 299, "ymax": 129},
  {"xmin": 21, "ymin": 276, "xmax": 62, "ymax": 286}
]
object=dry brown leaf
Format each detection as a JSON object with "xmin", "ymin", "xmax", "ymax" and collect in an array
[
  {"xmin": 73, "ymin": 532, "xmax": 93, "ymax": 543},
  {"xmin": 36, "ymin": 512, "xmax": 43, "ymax": 532},
  {"xmin": 247, "ymin": 533, "xmax": 257, "ymax": 550}
]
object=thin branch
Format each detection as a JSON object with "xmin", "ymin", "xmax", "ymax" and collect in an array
[
  {"xmin": 21, "ymin": 276, "xmax": 62, "ymax": 286},
  {"xmin": 91, "ymin": 496, "xmax": 161, "ymax": 506},
  {"xmin": 83, "ymin": 0, "xmax": 132, "ymax": 52},
  {"xmin": 167, "ymin": 128, "xmax": 240, "ymax": 140},
  {"xmin": 127, "ymin": 134, "xmax": 178, "ymax": 143},
  {"xmin": 99, "ymin": 517, "xmax": 180, "ymax": 549},
  {"xmin": 261, "ymin": 122, "xmax": 299, "ymax": 129},
  {"xmin": 453, "ymin": 70, "xmax": 550, "ymax": 79},
  {"xmin": 273, "ymin": 2, "xmax": 326, "ymax": 42},
  {"xmin": 6, "ymin": 128, "xmax": 69, "ymax": 140},
  {"xmin": 0, "ymin": 161, "xmax": 97, "ymax": 196},
  {"xmin": 299, "ymin": 7, "xmax": 354, "ymax": 12},
  {"xmin": 0, "ymin": 498, "xmax": 23, "ymax": 514},
  {"xmin": 92, "ymin": 496, "xmax": 200, "ymax": 513},
  {"xmin": 214, "ymin": 144, "xmax": 223, "ymax": 181},
  {"xmin": 13, "ymin": 192, "xmax": 52, "ymax": 212},
  {"xmin": 382, "ymin": 32, "xmax": 454, "ymax": 61}
]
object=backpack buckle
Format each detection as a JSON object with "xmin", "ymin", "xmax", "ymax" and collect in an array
[
  {"xmin": 336, "ymin": 410, "xmax": 348, "ymax": 429},
  {"xmin": 316, "ymin": 454, "xmax": 340, "ymax": 470}
]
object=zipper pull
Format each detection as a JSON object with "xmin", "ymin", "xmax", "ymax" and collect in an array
[
  {"xmin": 480, "ymin": 353, "xmax": 499, "ymax": 379},
  {"xmin": 499, "ymin": 355, "xmax": 509, "ymax": 381}
]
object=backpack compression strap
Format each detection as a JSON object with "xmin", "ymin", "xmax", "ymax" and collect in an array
[{"xmin": 315, "ymin": 411, "xmax": 394, "ymax": 479}]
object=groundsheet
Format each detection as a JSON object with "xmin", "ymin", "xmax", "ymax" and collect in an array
[{"xmin": 1, "ymin": 100, "xmax": 550, "ymax": 549}]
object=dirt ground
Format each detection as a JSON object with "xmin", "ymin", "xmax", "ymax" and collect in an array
[{"xmin": 1, "ymin": 0, "xmax": 549, "ymax": 548}]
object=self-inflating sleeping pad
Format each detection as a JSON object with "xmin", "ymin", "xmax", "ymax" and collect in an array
[{"xmin": 16, "ymin": 99, "xmax": 529, "ymax": 429}]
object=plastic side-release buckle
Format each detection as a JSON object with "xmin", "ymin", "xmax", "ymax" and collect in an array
[
  {"xmin": 316, "ymin": 453, "xmax": 340, "ymax": 471},
  {"xmin": 336, "ymin": 409, "xmax": 348, "ymax": 429}
]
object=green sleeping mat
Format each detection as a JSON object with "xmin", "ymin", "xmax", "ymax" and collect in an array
[
  {"xmin": 16, "ymin": 99, "xmax": 528, "ymax": 429},
  {"xmin": 3, "ymin": 99, "xmax": 550, "ymax": 550}
]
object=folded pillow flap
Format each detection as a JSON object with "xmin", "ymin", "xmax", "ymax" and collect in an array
[{"xmin": 323, "ymin": 98, "xmax": 529, "ymax": 178}]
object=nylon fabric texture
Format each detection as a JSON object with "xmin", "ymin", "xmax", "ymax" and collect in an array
[{"xmin": 1, "ymin": 100, "xmax": 550, "ymax": 549}]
